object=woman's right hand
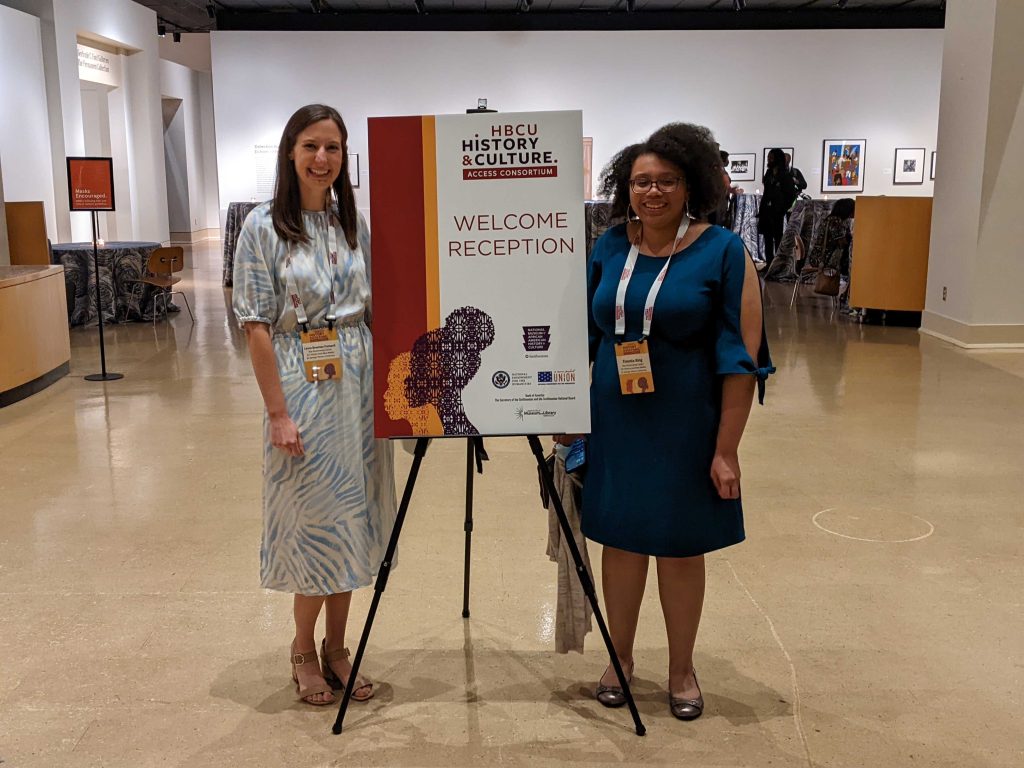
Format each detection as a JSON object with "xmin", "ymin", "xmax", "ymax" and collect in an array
[{"xmin": 269, "ymin": 413, "xmax": 305, "ymax": 457}]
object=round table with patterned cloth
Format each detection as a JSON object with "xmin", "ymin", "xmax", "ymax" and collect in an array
[
  {"xmin": 222, "ymin": 202, "xmax": 260, "ymax": 287},
  {"xmin": 51, "ymin": 241, "xmax": 174, "ymax": 326}
]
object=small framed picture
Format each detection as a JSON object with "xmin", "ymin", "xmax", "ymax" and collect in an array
[
  {"xmin": 893, "ymin": 148, "xmax": 926, "ymax": 185},
  {"xmin": 348, "ymin": 153, "xmax": 360, "ymax": 189},
  {"xmin": 727, "ymin": 153, "xmax": 756, "ymax": 182},
  {"xmin": 821, "ymin": 139, "xmax": 866, "ymax": 193},
  {"xmin": 763, "ymin": 147, "xmax": 795, "ymax": 179},
  {"xmin": 930, "ymin": 151, "xmax": 937, "ymax": 180}
]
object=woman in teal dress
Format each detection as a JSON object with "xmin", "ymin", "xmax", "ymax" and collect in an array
[{"xmin": 579, "ymin": 123, "xmax": 773, "ymax": 720}]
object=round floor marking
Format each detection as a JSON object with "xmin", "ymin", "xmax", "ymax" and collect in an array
[{"xmin": 812, "ymin": 507, "xmax": 935, "ymax": 543}]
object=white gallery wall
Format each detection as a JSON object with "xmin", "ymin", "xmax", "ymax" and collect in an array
[
  {"xmin": 0, "ymin": 4, "xmax": 58, "ymax": 238},
  {"xmin": 211, "ymin": 28, "xmax": 944, "ymax": 218},
  {"xmin": 0, "ymin": 0, "xmax": 169, "ymax": 243},
  {"xmin": 160, "ymin": 59, "xmax": 220, "ymax": 238}
]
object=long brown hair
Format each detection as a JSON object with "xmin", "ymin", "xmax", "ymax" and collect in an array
[{"xmin": 271, "ymin": 104, "xmax": 358, "ymax": 250}]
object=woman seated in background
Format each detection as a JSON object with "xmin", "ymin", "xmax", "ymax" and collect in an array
[{"xmin": 808, "ymin": 197, "xmax": 855, "ymax": 308}]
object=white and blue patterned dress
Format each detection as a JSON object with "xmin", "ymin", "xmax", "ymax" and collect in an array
[{"xmin": 232, "ymin": 203, "xmax": 397, "ymax": 595}]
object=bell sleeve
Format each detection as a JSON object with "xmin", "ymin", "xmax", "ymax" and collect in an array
[
  {"xmin": 231, "ymin": 213, "xmax": 278, "ymax": 329},
  {"xmin": 715, "ymin": 237, "xmax": 776, "ymax": 404}
]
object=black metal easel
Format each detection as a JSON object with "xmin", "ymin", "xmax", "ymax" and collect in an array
[
  {"xmin": 83, "ymin": 210, "xmax": 123, "ymax": 382},
  {"xmin": 332, "ymin": 435, "xmax": 646, "ymax": 737}
]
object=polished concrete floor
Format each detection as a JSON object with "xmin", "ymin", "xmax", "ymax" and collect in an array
[{"xmin": 1, "ymin": 241, "xmax": 1021, "ymax": 767}]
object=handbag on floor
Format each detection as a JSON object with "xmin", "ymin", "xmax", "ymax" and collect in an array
[{"xmin": 814, "ymin": 267, "xmax": 841, "ymax": 296}]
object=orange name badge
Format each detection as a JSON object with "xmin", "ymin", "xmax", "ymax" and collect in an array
[
  {"xmin": 614, "ymin": 340, "xmax": 655, "ymax": 395},
  {"xmin": 300, "ymin": 327, "xmax": 342, "ymax": 382}
]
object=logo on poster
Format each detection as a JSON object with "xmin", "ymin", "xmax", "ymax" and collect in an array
[
  {"xmin": 461, "ymin": 122, "xmax": 559, "ymax": 181},
  {"xmin": 538, "ymin": 370, "xmax": 575, "ymax": 385},
  {"xmin": 492, "ymin": 371, "xmax": 511, "ymax": 389},
  {"xmin": 523, "ymin": 326, "xmax": 551, "ymax": 351}
]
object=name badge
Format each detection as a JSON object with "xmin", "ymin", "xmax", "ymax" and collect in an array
[
  {"xmin": 614, "ymin": 339, "xmax": 655, "ymax": 395},
  {"xmin": 300, "ymin": 327, "xmax": 342, "ymax": 382}
]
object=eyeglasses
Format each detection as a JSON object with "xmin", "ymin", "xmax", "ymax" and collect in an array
[{"xmin": 629, "ymin": 176, "xmax": 682, "ymax": 193}]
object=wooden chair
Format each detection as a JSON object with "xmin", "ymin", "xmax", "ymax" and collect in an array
[
  {"xmin": 125, "ymin": 246, "xmax": 194, "ymax": 324},
  {"xmin": 789, "ymin": 235, "xmax": 819, "ymax": 307}
]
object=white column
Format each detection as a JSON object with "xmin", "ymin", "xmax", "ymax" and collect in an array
[{"xmin": 922, "ymin": 0, "xmax": 1024, "ymax": 347}]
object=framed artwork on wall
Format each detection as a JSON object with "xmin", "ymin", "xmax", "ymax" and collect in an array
[
  {"xmin": 348, "ymin": 153, "xmax": 360, "ymax": 188},
  {"xmin": 727, "ymin": 153, "xmax": 756, "ymax": 182},
  {"xmin": 821, "ymin": 139, "xmax": 866, "ymax": 193},
  {"xmin": 893, "ymin": 148, "xmax": 926, "ymax": 185},
  {"xmin": 762, "ymin": 146, "xmax": 794, "ymax": 179},
  {"xmin": 583, "ymin": 137, "xmax": 593, "ymax": 200},
  {"xmin": 930, "ymin": 151, "xmax": 937, "ymax": 180}
]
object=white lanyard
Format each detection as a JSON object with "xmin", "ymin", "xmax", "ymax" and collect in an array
[
  {"xmin": 284, "ymin": 209, "xmax": 342, "ymax": 329},
  {"xmin": 614, "ymin": 217, "xmax": 689, "ymax": 339}
]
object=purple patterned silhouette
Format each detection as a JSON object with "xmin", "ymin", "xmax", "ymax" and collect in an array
[{"xmin": 405, "ymin": 307, "xmax": 496, "ymax": 435}]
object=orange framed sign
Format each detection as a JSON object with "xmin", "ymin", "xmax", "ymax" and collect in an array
[{"xmin": 67, "ymin": 156, "xmax": 115, "ymax": 211}]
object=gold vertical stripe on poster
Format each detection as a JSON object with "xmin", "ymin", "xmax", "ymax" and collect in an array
[{"xmin": 421, "ymin": 116, "xmax": 440, "ymax": 331}]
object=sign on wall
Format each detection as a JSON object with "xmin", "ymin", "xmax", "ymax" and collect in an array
[
  {"xmin": 369, "ymin": 110, "xmax": 591, "ymax": 438},
  {"xmin": 77, "ymin": 43, "xmax": 121, "ymax": 88},
  {"xmin": 66, "ymin": 156, "xmax": 115, "ymax": 211}
]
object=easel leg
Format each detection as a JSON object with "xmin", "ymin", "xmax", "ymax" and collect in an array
[
  {"xmin": 527, "ymin": 435, "xmax": 646, "ymax": 736},
  {"xmin": 462, "ymin": 438, "xmax": 474, "ymax": 619},
  {"xmin": 332, "ymin": 437, "xmax": 430, "ymax": 735}
]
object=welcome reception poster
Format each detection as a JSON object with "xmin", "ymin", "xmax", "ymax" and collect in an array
[{"xmin": 369, "ymin": 110, "xmax": 591, "ymax": 438}]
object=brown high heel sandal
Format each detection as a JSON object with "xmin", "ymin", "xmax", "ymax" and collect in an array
[
  {"xmin": 290, "ymin": 642, "xmax": 335, "ymax": 706},
  {"xmin": 320, "ymin": 640, "xmax": 374, "ymax": 702}
]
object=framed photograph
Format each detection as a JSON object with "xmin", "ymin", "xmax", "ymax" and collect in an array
[
  {"xmin": 763, "ymin": 147, "xmax": 794, "ymax": 179},
  {"xmin": 727, "ymin": 153, "xmax": 756, "ymax": 182},
  {"xmin": 348, "ymin": 153, "xmax": 360, "ymax": 188},
  {"xmin": 893, "ymin": 148, "xmax": 926, "ymax": 185},
  {"xmin": 930, "ymin": 151, "xmax": 937, "ymax": 180},
  {"xmin": 821, "ymin": 139, "xmax": 866, "ymax": 193},
  {"xmin": 583, "ymin": 137, "xmax": 594, "ymax": 200}
]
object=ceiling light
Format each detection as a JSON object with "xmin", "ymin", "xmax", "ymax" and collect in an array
[
  {"xmin": 157, "ymin": 21, "xmax": 166, "ymax": 37},
  {"xmin": 172, "ymin": 31, "xmax": 181, "ymax": 43}
]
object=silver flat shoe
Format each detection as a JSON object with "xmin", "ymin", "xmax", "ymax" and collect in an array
[
  {"xmin": 669, "ymin": 670, "xmax": 703, "ymax": 721},
  {"xmin": 595, "ymin": 659, "xmax": 634, "ymax": 709}
]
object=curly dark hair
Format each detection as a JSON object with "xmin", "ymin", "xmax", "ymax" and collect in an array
[{"xmin": 598, "ymin": 122, "xmax": 726, "ymax": 220}]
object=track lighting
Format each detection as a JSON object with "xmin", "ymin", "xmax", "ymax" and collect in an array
[
  {"xmin": 414, "ymin": 0, "xmax": 424, "ymax": 13},
  {"xmin": 733, "ymin": 0, "xmax": 745, "ymax": 10},
  {"xmin": 172, "ymin": 31, "xmax": 181, "ymax": 43},
  {"xmin": 157, "ymin": 21, "xmax": 166, "ymax": 37},
  {"xmin": 206, "ymin": 3, "xmax": 216, "ymax": 19}
]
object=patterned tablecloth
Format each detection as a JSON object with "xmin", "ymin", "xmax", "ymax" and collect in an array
[
  {"xmin": 222, "ymin": 202, "xmax": 260, "ymax": 287},
  {"xmin": 51, "ymin": 241, "xmax": 169, "ymax": 326}
]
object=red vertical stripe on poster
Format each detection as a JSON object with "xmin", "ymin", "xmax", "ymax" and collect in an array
[{"xmin": 368, "ymin": 116, "xmax": 429, "ymax": 437}]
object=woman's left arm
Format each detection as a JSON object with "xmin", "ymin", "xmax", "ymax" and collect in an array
[{"xmin": 711, "ymin": 254, "xmax": 763, "ymax": 499}]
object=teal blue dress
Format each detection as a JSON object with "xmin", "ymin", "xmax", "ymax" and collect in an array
[{"xmin": 582, "ymin": 224, "xmax": 773, "ymax": 558}]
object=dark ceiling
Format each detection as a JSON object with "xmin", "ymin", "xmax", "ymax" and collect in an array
[{"xmin": 138, "ymin": 0, "xmax": 945, "ymax": 33}]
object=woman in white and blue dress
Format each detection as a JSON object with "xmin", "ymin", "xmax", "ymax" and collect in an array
[{"xmin": 232, "ymin": 104, "xmax": 397, "ymax": 706}]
